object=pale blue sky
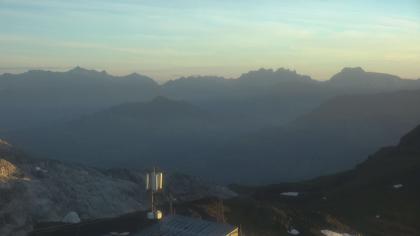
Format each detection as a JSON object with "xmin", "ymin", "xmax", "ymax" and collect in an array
[{"xmin": 1, "ymin": 0, "xmax": 419, "ymax": 81}]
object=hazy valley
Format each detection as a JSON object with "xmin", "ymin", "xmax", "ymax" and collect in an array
[
  {"xmin": 2, "ymin": 67, "xmax": 420, "ymax": 183},
  {"xmin": 1, "ymin": 66, "xmax": 420, "ymax": 235}
]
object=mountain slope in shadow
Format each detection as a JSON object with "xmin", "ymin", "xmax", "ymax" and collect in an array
[
  {"xmin": 205, "ymin": 89, "xmax": 420, "ymax": 183},
  {"xmin": 5, "ymin": 97, "xmax": 230, "ymax": 170},
  {"xmin": 0, "ymin": 67, "xmax": 159, "ymax": 130},
  {"xmin": 221, "ymin": 123, "xmax": 420, "ymax": 235}
]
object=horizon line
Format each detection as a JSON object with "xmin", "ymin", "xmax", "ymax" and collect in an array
[{"xmin": 1, "ymin": 65, "xmax": 419, "ymax": 83}]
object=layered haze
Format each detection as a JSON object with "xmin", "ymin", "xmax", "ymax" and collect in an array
[{"xmin": 2, "ymin": 67, "xmax": 420, "ymax": 183}]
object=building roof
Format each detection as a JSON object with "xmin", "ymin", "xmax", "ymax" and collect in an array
[
  {"xmin": 29, "ymin": 211, "xmax": 157, "ymax": 236},
  {"xmin": 135, "ymin": 215, "xmax": 237, "ymax": 236},
  {"xmin": 30, "ymin": 212, "xmax": 237, "ymax": 236}
]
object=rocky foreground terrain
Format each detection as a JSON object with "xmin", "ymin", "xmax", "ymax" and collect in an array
[{"xmin": 0, "ymin": 139, "xmax": 236, "ymax": 236}]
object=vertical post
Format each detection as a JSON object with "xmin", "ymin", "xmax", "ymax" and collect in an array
[
  {"xmin": 221, "ymin": 199, "xmax": 225, "ymax": 223},
  {"xmin": 152, "ymin": 167, "xmax": 156, "ymax": 212},
  {"xmin": 150, "ymin": 184, "xmax": 155, "ymax": 212},
  {"xmin": 169, "ymin": 193, "xmax": 174, "ymax": 215}
]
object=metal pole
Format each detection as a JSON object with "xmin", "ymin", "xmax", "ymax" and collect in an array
[{"xmin": 152, "ymin": 167, "xmax": 155, "ymax": 213}]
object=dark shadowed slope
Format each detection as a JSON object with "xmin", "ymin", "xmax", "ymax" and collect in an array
[
  {"xmin": 0, "ymin": 67, "xmax": 159, "ymax": 131},
  {"xmin": 162, "ymin": 67, "xmax": 420, "ymax": 128},
  {"xmin": 162, "ymin": 68, "xmax": 327, "ymax": 127},
  {"xmin": 122, "ymin": 124, "xmax": 420, "ymax": 236},
  {"xmin": 2, "ymin": 66, "xmax": 419, "ymax": 132},
  {"xmin": 237, "ymin": 123, "xmax": 420, "ymax": 235},
  {"xmin": 5, "ymin": 97, "xmax": 230, "ymax": 170},
  {"xmin": 290, "ymin": 89, "xmax": 420, "ymax": 145},
  {"xmin": 204, "ymin": 89, "xmax": 420, "ymax": 184}
]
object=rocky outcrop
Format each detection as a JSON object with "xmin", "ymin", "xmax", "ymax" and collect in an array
[
  {"xmin": 0, "ymin": 157, "xmax": 147, "ymax": 236},
  {"xmin": 0, "ymin": 159, "xmax": 18, "ymax": 179},
  {"xmin": 0, "ymin": 141, "xmax": 236, "ymax": 236}
]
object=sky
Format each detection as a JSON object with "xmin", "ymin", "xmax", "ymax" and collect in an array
[{"xmin": 0, "ymin": 0, "xmax": 419, "ymax": 81}]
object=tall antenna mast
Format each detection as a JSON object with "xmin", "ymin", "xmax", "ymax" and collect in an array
[{"xmin": 145, "ymin": 167, "xmax": 164, "ymax": 220}]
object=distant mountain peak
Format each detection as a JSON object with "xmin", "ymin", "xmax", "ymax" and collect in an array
[
  {"xmin": 178, "ymin": 75, "xmax": 226, "ymax": 80},
  {"xmin": 68, "ymin": 66, "xmax": 86, "ymax": 72},
  {"xmin": 68, "ymin": 66, "xmax": 105, "ymax": 75},
  {"xmin": 123, "ymin": 72, "xmax": 149, "ymax": 80},
  {"xmin": 275, "ymin": 67, "xmax": 297, "ymax": 74},
  {"xmin": 340, "ymin": 67, "xmax": 365, "ymax": 74},
  {"xmin": 328, "ymin": 67, "xmax": 402, "ymax": 88},
  {"xmin": 239, "ymin": 67, "xmax": 313, "ymax": 83},
  {"xmin": 127, "ymin": 72, "xmax": 140, "ymax": 77}
]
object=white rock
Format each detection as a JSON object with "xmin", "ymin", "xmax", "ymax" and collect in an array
[
  {"xmin": 62, "ymin": 211, "xmax": 81, "ymax": 224},
  {"xmin": 281, "ymin": 192, "xmax": 299, "ymax": 197}
]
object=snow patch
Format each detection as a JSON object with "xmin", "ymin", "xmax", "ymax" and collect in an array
[
  {"xmin": 35, "ymin": 166, "xmax": 48, "ymax": 173},
  {"xmin": 321, "ymin": 229, "xmax": 355, "ymax": 236},
  {"xmin": 110, "ymin": 232, "xmax": 130, "ymax": 236},
  {"xmin": 62, "ymin": 211, "xmax": 81, "ymax": 224},
  {"xmin": 281, "ymin": 192, "xmax": 299, "ymax": 197},
  {"xmin": 288, "ymin": 228, "xmax": 300, "ymax": 235},
  {"xmin": 393, "ymin": 184, "xmax": 403, "ymax": 189}
]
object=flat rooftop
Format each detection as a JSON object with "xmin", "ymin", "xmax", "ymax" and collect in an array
[
  {"xmin": 30, "ymin": 212, "xmax": 238, "ymax": 236},
  {"xmin": 135, "ymin": 215, "xmax": 237, "ymax": 236}
]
